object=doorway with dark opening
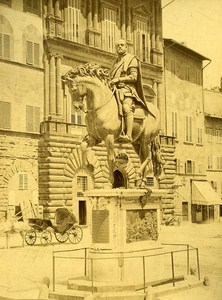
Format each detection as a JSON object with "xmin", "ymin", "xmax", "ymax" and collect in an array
[{"xmin": 113, "ymin": 170, "xmax": 126, "ymax": 188}]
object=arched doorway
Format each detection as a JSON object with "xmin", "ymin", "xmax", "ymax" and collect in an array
[{"xmin": 113, "ymin": 170, "xmax": 126, "ymax": 188}]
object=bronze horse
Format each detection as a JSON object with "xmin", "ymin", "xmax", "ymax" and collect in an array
[{"xmin": 62, "ymin": 63, "xmax": 164, "ymax": 187}]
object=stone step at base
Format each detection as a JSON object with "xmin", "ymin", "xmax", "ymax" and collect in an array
[
  {"xmin": 50, "ymin": 290, "xmax": 145, "ymax": 300},
  {"xmin": 50, "ymin": 290, "xmax": 93, "ymax": 300}
]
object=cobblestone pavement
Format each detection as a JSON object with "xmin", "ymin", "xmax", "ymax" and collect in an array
[
  {"xmin": 158, "ymin": 222, "xmax": 222, "ymax": 300},
  {"xmin": 0, "ymin": 223, "xmax": 222, "ymax": 299}
]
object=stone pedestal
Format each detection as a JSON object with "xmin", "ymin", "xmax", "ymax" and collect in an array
[{"xmin": 84, "ymin": 188, "xmax": 167, "ymax": 283}]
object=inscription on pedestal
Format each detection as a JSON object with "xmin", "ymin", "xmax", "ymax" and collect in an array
[{"xmin": 92, "ymin": 210, "xmax": 109, "ymax": 243}]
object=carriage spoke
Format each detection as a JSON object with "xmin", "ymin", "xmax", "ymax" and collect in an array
[
  {"xmin": 55, "ymin": 232, "xmax": 68, "ymax": 243},
  {"xmin": 25, "ymin": 230, "xmax": 37, "ymax": 245},
  {"xmin": 40, "ymin": 230, "xmax": 52, "ymax": 246},
  {"xmin": 68, "ymin": 226, "xmax": 83, "ymax": 244}
]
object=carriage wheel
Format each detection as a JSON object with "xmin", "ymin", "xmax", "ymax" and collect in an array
[
  {"xmin": 40, "ymin": 230, "xmax": 52, "ymax": 246},
  {"xmin": 68, "ymin": 226, "xmax": 83, "ymax": 244},
  {"xmin": 55, "ymin": 232, "xmax": 68, "ymax": 243},
  {"xmin": 25, "ymin": 230, "xmax": 37, "ymax": 245}
]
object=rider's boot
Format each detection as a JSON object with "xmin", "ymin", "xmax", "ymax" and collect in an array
[{"xmin": 124, "ymin": 114, "xmax": 133, "ymax": 143}]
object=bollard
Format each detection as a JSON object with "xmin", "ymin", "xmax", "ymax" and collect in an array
[
  {"xmin": 203, "ymin": 276, "xmax": 210, "ymax": 286},
  {"xmin": 38, "ymin": 276, "xmax": 50, "ymax": 299}
]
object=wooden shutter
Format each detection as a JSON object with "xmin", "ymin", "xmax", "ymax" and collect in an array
[
  {"xmin": 34, "ymin": 43, "xmax": 39, "ymax": 66},
  {"xmin": 26, "ymin": 41, "xmax": 33, "ymax": 64},
  {"xmin": 0, "ymin": 101, "xmax": 11, "ymax": 129},
  {"xmin": 4, "ymin": 34, "xmax": 10, "ymax": 58},
  {"xmin": 26, "ymin": 105, "xmax": 34, "ymax": 131}
]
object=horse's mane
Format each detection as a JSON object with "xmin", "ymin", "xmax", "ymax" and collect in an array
[{"xmin": 62, "ymin": 63, "xmax": 110, "ymax": 85}]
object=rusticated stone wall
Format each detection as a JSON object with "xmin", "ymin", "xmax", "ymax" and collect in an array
[
  {"xmin": 0, "ymin": 131, "xmax": 39, "ymax": 218},
  {"xmin": 158, "ymin": 136, "xmax": 176, "ymax": 219},
  {"xmin": 38, "ymin": 121, "xmax": 141, "ymax": 219}
]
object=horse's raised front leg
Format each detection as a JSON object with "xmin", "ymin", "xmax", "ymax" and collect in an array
[{"xmin": 104, "ymin": 134, "xmax": 115, "ymax": 188}]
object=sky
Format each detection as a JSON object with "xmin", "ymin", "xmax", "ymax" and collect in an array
[{"xmin": 162, "ymin": 0, "xmax": 222, "ymax": 89}]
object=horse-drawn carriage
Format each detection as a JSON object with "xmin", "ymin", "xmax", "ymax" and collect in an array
[{"xmin": 25, "ymin": 207, "xmax": 83, "ymax": 246}]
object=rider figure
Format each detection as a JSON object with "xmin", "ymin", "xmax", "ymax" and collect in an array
[{"xmin": 110, "ymin": 39, "xmax": 148, "ymax": 143}]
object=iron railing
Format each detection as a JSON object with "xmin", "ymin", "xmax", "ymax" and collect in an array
[{"xmin": 52, "ymin": 243, "xmax": 200, "ymax": 293}]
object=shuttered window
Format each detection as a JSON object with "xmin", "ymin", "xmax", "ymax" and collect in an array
[
  {"xmin": 103, "ymin": 7, "xmax": 117, "ymax": 52},
  {"xmin": 0, "ymin": 33, "xmax": 10, "ymax": 59},
  {"xmin": 67, "ymin": 0, "xmax": 81, "ymax": 42},
  {"xmin": 185, "ymin": 115, "xmax": 192, "ymax": 142},
  {"xmin": 23, "ymin": 0, "xmax": 40, "ymax": 16},
  {"xmin": 19, "ymin": 173, "xmax": 28, "ymax": 190},
  {"xmin": 26, "ymin": 41, "xmax": 40, "ymax": 66},
  {"xmin": 0, "ymin": 101, "xmax": 11, "ymax": 129},
  {"xmin": 134, "ymin": 20, "xmax": 148, "ymax": 62},
  {"xmin": 26, "ymin": 105, "xmax": 40, "ymax": 132}
]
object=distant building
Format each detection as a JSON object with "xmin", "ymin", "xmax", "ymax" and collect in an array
[
  {"xmin": 204, "ymin": 88, "xmax": 222, "ymax": 222},
  {"xmin": 163, "ymin": 38, "xmax": 222, "ymax": 223}
]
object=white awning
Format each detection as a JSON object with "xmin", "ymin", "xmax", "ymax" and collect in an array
[{"xmin": 192, "ymin": 181, "xmax": 222, "ymax": 205}]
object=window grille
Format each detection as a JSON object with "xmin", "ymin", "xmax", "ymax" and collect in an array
[
  {"xmin": 0, "ymin": 101, "xmax": 11, "ymax": 129},
  {"xmin": 19, "ymin": 173, "xmax": 28, "ymax": 190},
  {"xmin": 77, "ymin": 176, "xmax": 88, "ymax": 196},
  {"xmin": 146, "ymin": 177, "xmax": 154, "ymax": 187}
]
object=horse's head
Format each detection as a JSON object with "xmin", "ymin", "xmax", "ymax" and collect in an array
[
  {"xmin": 62, "ymin": 73, "xmax": 87, "ymax": 110},
  {"xmin": 62, "ymin": 63, "xmax": 111, "ymax": 111}
]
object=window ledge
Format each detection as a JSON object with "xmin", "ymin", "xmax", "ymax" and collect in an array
[
  {"xmin": 183, "ymin": 141, "xmax": 194, "ymax": 145},
  {"xmin": 196, "ymin": 143, "xmax": 203, "ymax": 147}
]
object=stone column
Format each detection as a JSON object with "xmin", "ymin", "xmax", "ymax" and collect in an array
[
  {"xmin": 56, "ymin": 55, "xmax": 63, "ymax": 118},
  {"xmin": 151, "ymin": 1, "xmax": 156, "ymax": 50},
  {"xmin": 49, "ymin": 54, "xmax": 56, "ymax": 117},
  {"xmin": 54, "ymin": 0, "xmax": 61, "ymax": 18},
  {"xmin": 44, "ymin": 55, "xmax": 49, "ymax": 120},
  {"xmin": 87, "ymin": 0, "xmax": 92, "ymax": 28},
  {"xmin": 126, "ymin": 0, "xmax": 131, "ymax": 41},
  {"xmin": 47, "ymin": 0, "xmax": 54, "ymax": 15},
  {"xmin": 93, "ymin": 0, "xmax": 98, "ymax": 30},
  {"xmin": 121, "ymin": 0, "xmax": 126, "ymax": 39}
]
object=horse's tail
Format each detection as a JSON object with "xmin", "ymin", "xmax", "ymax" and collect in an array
[{"xmin": 151, "ymin": 135, "xmax": 165, "ymax": 177}]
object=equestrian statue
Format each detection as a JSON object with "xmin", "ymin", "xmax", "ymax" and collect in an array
[{"xmin": 62, "ymin": 39, "xmax": 164, "ymax": 187}]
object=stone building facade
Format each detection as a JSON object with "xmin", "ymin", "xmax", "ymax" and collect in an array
[
  {"xmin": 1, "ymin": 0, "xmax": 170, "ymax": 224},
  {"xmin": 0, "ymin": 1, "xmax": 44, "ymax": 219},
  {"xmin": 164, "ymin": 39, "xmax": 222, "ymax": 223}
]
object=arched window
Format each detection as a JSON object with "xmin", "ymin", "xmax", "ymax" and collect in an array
[
  {"xmin": 23, "ymin": 25, "xmax": 42, "ymax": 67},
  {"xmin": 113, "ymin": 170, "xmax": 126, "ymax": 188},
  {"xmin": 0, "ymin": 15, "xmax": 13, "ymax": 60}
]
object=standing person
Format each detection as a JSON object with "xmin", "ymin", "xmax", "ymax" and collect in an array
[{"xmin": 109, "ymin": 39, "xmax": 148, "ymax": 143}]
